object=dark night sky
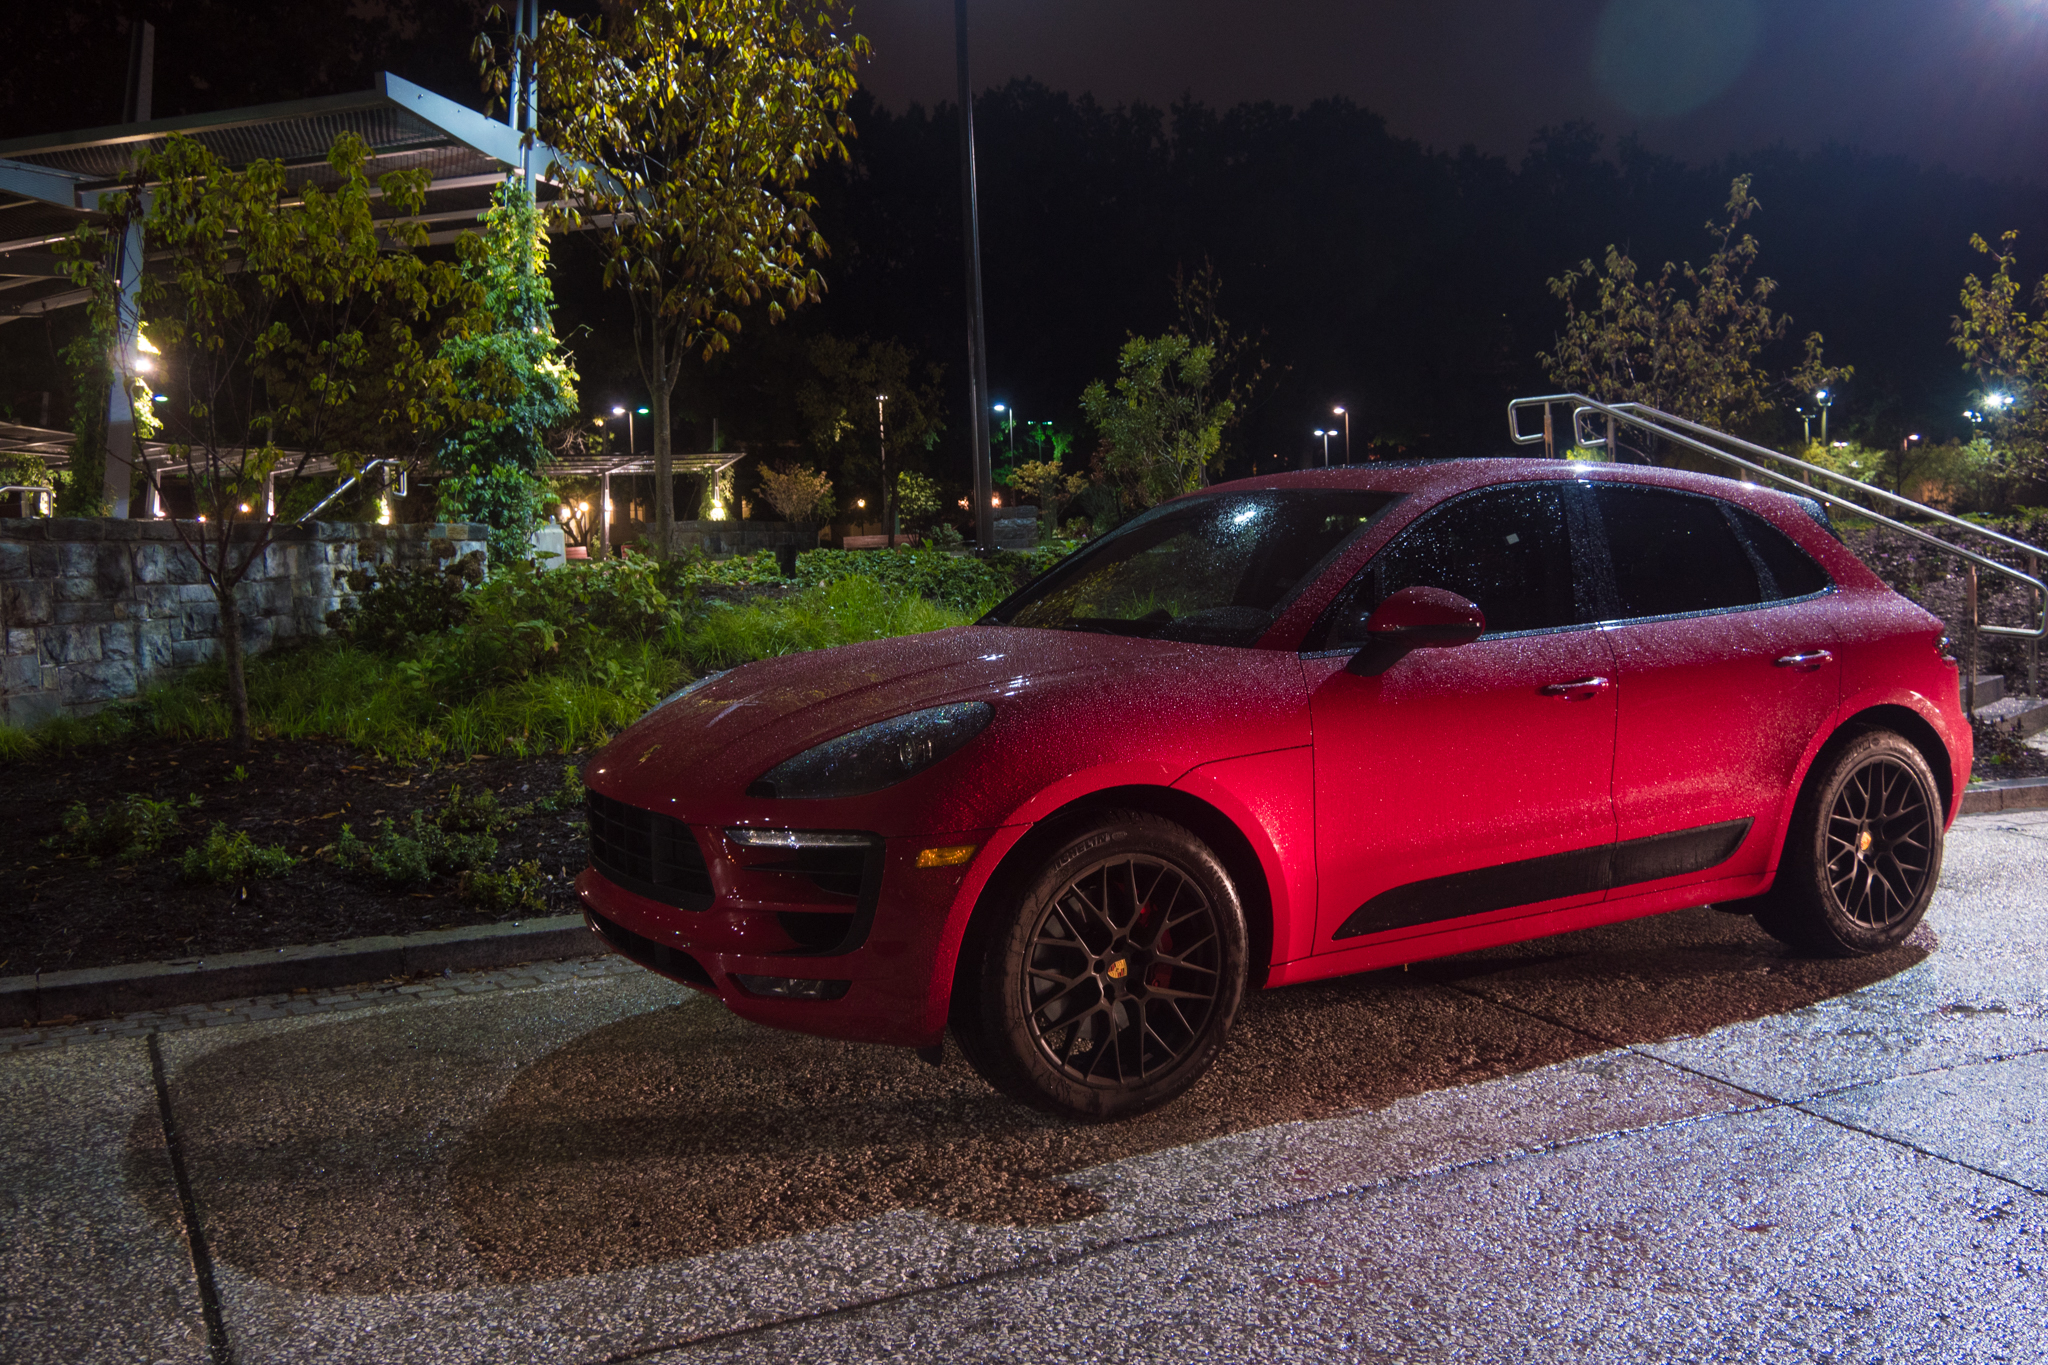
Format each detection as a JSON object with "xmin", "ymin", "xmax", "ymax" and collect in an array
[{"xmin": 853, "ymin": 0, "xmax": 2048, "ymax": 186}]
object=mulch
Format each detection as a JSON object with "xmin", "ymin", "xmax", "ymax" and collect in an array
[{"xmin": 0, "ymin": 736, "xmax": 589, "ymax": 978}]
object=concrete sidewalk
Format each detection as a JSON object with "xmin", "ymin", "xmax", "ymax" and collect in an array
[{"xmin": 5, "ymin": 811, "xmax": 2045, "ymax": 1364}]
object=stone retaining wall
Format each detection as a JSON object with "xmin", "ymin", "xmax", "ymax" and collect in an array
[{"xmin": 0, "ymin": 518, "xmax": 487, "ymax": 727}]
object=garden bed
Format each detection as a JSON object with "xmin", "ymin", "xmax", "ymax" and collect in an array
[{"xmin": 0, "ymin": 735, "xmax": 589, "ymax": 977}]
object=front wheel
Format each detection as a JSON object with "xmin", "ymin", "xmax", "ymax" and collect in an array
[
  {"xmin": 1754, "ymin": 729, "xmax": 1944, "ymax": 956},
  {"xmin": 952, "ymin": 811, "xmax": 1248, "ymax": 1121}
]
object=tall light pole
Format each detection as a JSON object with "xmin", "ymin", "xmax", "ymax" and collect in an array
[
  {"xmin": 1314, "ymin": 429, "xmax": 1333, "ymax": 465},
  {"xmin": 1796, "ymin": 406, "xmax": 1812, "ymax": 444},
  {"xmin": 993, "ymin": 402, "xmax": 1013, "ymax": 452},
  {"xmin": 876, "ymin": 392, "xmax": 891, "ymax": 538},
  {"xmin": 1815, "ymin": 389, "xmax": 1833, "ymax": 444},
  {"xmin": 1331, "ymin": 405, "xmax": 1350, "ymax": 463},
  {"xmin": 956, "ymin": 0, "xmax": 996, "ymax": 553}
]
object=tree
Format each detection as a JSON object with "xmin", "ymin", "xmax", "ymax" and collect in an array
[
  {"xmin": 893, "ymin": 468, "xmax": 940, "ymax": 528},
  {"xmin": 1171, "ymin": 259, "xmax": 1279, "ymax": 466},
  {"xmin": 755, "ymin": 461, "xmax": 836, "ymax": 523},
  {"xmin": 61, "ymin": 132, "xmax": 478, "ymax": 747},
  {"xmin": 1541, "ymin": 175, "xmax": 1810, "ymax": 442},
  {"xmin": 1080, "ymin": 334, "xmax": 1235, "ymax": 508},
  {"xmin": 436, "ymin": 181, "xmax": 580, "ymax": 563},
  {"xmin": 1951, "ymin": 230, "xmax": 2048, "ymax": 476},
  {"xmin": 794, "ymin": 334, "xmax": 946, "ymax": 529},
  {"xmin": 508, "ymin": 0, "xmax": 865, "ymax": 558},
  {"xmin": 1007, "ymin": 457, "xmax": 1088, "ymax": 526}
]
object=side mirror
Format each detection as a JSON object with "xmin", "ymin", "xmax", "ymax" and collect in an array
[{"xmin": 1346, "ymin": 586, "xmax": 1486, "ymax": 675}]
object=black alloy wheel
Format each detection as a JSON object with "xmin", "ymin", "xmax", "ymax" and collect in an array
[
  {"xmin": 952, "ymin": 811, "xmax": 1248, "ymax": 1120},
  {"xmin": 1754, "ymin": 729, "xmax": 1944, "ymax": 956}
]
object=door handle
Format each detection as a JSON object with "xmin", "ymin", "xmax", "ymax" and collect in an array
[
  {"xmin": 1540, "ymin": 676, "xmax": 1611, "ymax": 700},
  {"xmin": 1774, "ymin": 650, "xmax": 1834, "ymax": 671}
]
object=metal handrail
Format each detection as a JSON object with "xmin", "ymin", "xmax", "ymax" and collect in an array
[
  {"xmin": 294, "ymin": 459, "xmax": 407, "ymax": 524},
  {"xmin": 0, "ymin": 484, "xmax": 53, "ymax": 515},
  {"xmin": 1508, "ymin": 393, "xmax": 2047, "ymax": 647}
]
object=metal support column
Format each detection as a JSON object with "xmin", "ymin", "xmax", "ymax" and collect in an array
[
  {"xmin": 2030, "ymin": 551, "xmax": 2041, "ymax": 698},
  {"xmin": 103, "ymin": 20, "xmax": 154, "ymax": 519}
]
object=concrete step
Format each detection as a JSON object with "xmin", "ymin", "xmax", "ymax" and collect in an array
[
  {"xmin": 1973, "ymin": 693, "xmax": 2048, "ymax": 738},
  {"xmin": 1962, "ymin": 673, "xmax": 2005, "ymax": 708}
]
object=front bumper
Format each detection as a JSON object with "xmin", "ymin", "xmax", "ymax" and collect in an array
[{"xmin": 575, "ymin": 828, "xmax": 996, "ymax": 1048}]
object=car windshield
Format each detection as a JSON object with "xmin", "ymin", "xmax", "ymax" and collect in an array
[{"xmin": 987, "ymin": 490, "xmax": 1396, "ymax": 645}]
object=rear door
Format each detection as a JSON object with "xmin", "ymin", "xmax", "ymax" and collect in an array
[
  {"xmin": 1306, "ymin": 481, "xmax": 1619, "ymax": 949},
  {"xmin": 1588, "ymin": 483, "xmax": 1840, "ymax": 891}
]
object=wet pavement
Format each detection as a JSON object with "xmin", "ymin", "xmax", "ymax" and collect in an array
[{"xmin": 6, "ymin": 810, "xmax": 2046, "ymax": 1364}]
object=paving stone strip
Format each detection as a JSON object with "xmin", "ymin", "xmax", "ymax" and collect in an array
[{"xmin": 0, "ymin": 952, "xmax": 639, "ymax": 1054}]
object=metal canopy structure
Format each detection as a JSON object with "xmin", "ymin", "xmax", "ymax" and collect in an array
[{"xmin": 0, "ymin": 72, "xmax": 565, "ymax": 323}]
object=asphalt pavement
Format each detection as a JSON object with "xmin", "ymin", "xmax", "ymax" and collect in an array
[{"xmin": 5, "ymin": 809, "xmax": 2046, "ymax": 1364}]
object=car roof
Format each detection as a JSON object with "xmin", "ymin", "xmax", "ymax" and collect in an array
[{"xmin": 1204, "ymin": 457, "xmax": 1824, "ymax": 520}]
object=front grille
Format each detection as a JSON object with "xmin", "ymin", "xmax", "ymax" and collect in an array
[
  {"xmin": 589, "ymin": 910, "xmax": 714, "ymax": 988},
  {"xmin": 586, "ymin": 789, "xmax": 714, "ymax": 909}
]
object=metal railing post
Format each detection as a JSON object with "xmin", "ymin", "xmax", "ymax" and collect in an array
[
  {"xmin": 1966, "ymin": 563, "xmax": 1979, "ymax": 718},
  {"xmin": 2030, "ymin": 551, "xmax": 2041, "ymax": 699}
]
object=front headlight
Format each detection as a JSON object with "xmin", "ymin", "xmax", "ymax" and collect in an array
[
  {"xmin": 747, "ymin": 701, "xmax": 993, "ymax": 799},
  {"xmin": 648, "ymin": 670, "xmax": 727, "ymax": 715}
]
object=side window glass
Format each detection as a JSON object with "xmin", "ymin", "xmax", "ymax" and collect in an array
[
  {"xmin": 1595, "ymin": 485, "xmax": 1762, "ymax": 619},
  {"xmin": 1329, "ymin": 483, "xmax": 1577, "ymax": 645},
  {"xmin": 1726, "ymin": 504, "xmax": 1833, "ymax": 600}
]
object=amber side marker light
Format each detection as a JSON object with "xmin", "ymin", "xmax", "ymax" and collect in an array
[{"xmin": 916, "ymin": 843, "xmax": 978, "ymax": 869}]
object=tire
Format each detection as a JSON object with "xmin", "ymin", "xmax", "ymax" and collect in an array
[
  {"xmin": 952, "ymin": 811, "xmax": 1248, "ymax": 1122},
  {"xmin": 1753, "ymin": 729, "xmax": 1944, "ymax": 956}
]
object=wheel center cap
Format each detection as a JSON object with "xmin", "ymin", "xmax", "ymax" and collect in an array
[
  {"xmin": 1857, "ymin": 830, "xmax": 1874, "ymax": 854},
  {"xmin": 1106, "ymin": 957, "xmax": 1129, "ymax": 980}
]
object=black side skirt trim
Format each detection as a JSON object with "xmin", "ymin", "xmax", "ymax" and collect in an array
[{"xmin": 1333, "ymin": 818, "xmax": 1753, "ymax": 941}]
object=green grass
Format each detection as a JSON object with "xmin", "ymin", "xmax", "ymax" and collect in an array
[{"xmin": 1, "ymin": 573, "xmax": 979, "ymax": 765}]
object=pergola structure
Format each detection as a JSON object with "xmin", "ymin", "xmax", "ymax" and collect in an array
[
  {"xmin": 0, "ymin": 62, "xmax": 567, "ymax": 516},
  {"xmin": 549, "ymin": 452, "xmax": 748, "ymax": 557}
]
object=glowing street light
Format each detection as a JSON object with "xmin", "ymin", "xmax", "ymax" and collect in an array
[
  {"xmin": 1815, "ymin": 388, "xmax": 1833, "ymax": 444},
  {"xmin": 610, "ymin": 404, "xmax": 649, "ymax": 455},
  {"xmin": 1313, "ymin": 428, "xmax": 1333, "ymax": 466},
  {"xmin": 1331, "ymin": 405, "xmax": 1350, "ymax": 462},
  {"xmin": 993, "ymin": 402, "xmax": 1014, "ymax": 451}
]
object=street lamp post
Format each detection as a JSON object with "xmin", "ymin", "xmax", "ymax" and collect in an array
[
  {"xmin": 1815, "ymin": 389, "xmax": 1833, "ymax": 445},
  {"xmin": 876, "ymin": 392, "xmax": 892, "ymax": 539},
  {"xmin": 1796, "ymin": 406, "xmax": 1812, "ymax": 444},
  {"xmin": 1313, "ymin": 429, "xmax": 1333, "ymax": 466},
  {"xmin": 992, "ymin": 402, "xmax": 1014, "ymax": 453},
  {"xmin": 1331, "ymin": 405, "xmax": 1350, "ymax": 463},
  {"xmin": 955, "ymin": 0, "xmax": 996, "ymax": 554}
]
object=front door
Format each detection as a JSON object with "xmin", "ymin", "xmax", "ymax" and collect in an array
[{"xmin": 1307, "ymin": 481, "xmax": 1619, "ymax": 949}]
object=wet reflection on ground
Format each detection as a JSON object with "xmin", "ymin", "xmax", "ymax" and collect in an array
[{"xmin": 130, "ymin": 906, "xmax": 1929, "ymax": 1292}]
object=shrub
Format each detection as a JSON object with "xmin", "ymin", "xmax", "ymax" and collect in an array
[
  {"xmin": 681, "ymin": 574, "xmax": 973, "ymax": 671},
  {"xmin": 756, "ymin": 462, "xmax": 837, "ymax": 523},
  {"xmin": 47, "ymin": 792, "xmax": 198, "ymax": 863},
  {"xmin": 533, "ymin": 763, "xmax": 584, "ymax": 813},
  {"xmin": 326, "ymin": 551, "xmax": 487, "ymax": 652},
  {"xmin": 460, "ymin": 858, "xmax": 548, "ymax": 913},
  {"xmin": 789, "ymin": 547, "xmax": 1015, "ymax": 613},
  {"xmin": 334, "ymin": 812, "xmax": 498, "ymax": 886},
  {"xmin": 180, "ymin": 823, "xmax": 297, "ymax": 882}
]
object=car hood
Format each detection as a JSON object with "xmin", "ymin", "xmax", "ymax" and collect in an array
[{"xmin": 586, "ymin": 624, "xmax": 1311, "ymax": 832}]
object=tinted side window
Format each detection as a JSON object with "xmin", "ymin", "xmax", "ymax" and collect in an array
[
  {"xmin": 1595, "ymin": 485, "xmax": 1761, "ymax": 619},
  {"xmin": 1330, "ymin": 483, "xmax": 1578, "ymax": 644},
  {"xmin": 1727, "ymin": 504, "xmax": 1832, "ymax": 600}
]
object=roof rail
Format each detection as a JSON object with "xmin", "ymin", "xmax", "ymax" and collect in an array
[{"xmin": 1509, "ymin": 393, "xmax": 2046, "ymax": 649}]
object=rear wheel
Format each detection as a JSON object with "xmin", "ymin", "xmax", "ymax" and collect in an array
[
  {"xmin": 1754, "ymin": 729, "xmax": 1943, "ymax": 956},
  {"xmin": 952, "ymin": 812, "xmax": 1247, "ymax": 1121}
]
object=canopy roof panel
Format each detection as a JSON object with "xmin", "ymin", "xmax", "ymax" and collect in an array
[{"xmin": 0, "ymin": 74, "xmax": 564, "ymax": 320}]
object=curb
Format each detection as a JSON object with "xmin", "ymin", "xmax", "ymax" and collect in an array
[
  {"xmin": 2, "ymin": 914, "xmax": 599, "ymax": 1028},
  {"xmin": 10, "ymin": 778, "xmax": 2047, "ymax": 1028},
  {"xmin": 1960, "ymin": 775, "xmax": 2048, "ymax": 816}
]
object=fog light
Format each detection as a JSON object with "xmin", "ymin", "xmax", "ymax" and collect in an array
[{"xmin": 732, "ymin": 974, "xmax": 851, "ymax": 1001}]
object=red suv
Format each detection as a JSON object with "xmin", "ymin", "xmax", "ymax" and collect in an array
[{"xmin": 577, "ymin": 461, "xmax": 1969, "ymax": 1120}]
